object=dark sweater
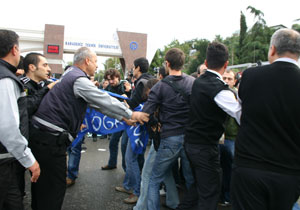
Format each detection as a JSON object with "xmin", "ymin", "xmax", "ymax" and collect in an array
[
  {"xmin": 126, "ymin": 73, "xmax": 153, "ymax": 110},
  {"xmin": 185, "ymin": 71, "xmax": 229, "ymax": 145},
  {"xmin": 143, "ymin": 73, "xmax": 195, "ymax": 139},
  {"xmin": 235, "ymin": 61, "xmax": 300, "ymax": 176},
  {"xmin": 20, "ymin": 76, "xmax": 50, "ymax": 117}
]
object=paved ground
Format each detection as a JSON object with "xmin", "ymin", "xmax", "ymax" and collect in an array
[{"xmin": 24, "ymin": 136, "xmax": 232, "ymax": 210}]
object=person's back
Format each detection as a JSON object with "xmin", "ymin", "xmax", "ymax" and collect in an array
[
  {"xmin": 232, "ymin": 28, "xmax": 300, "ymax": 210},
  {"xmin": 143, "ymin": 48, "xmax": 195, "ymax": 210},
  {"xmin": 185, "ymin": 71, "xmax": 229, "ymax": 145},
  {"xmin": 148, "ymin": 73, "xmax": 194, "ymax": 138},
  {"xmin": 236, "ymin": 61, "xmax": 300, "ymax": 174}
]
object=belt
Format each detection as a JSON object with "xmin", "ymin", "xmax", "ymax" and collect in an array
[{"xmin": 32, "ymin": 116, "xmax": 74, "ymax": 142}]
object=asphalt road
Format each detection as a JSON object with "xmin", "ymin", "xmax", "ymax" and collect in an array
[{"xmin": 24, "ymin": 136, "xmax": 232, "ymax": 210}]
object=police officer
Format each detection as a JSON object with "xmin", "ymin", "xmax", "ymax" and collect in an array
[{"xmin": 0, "ymin": 29, "xmax": 40, "ymax": 209}]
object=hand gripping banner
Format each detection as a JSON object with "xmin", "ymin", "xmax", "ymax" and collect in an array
[{"xmin": 71, "ymin": 90, "xmax": 148, "ymax": 154}]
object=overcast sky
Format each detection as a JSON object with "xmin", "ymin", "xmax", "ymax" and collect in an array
[{"xmin": 1, "ymin": 0, "xmax": 299, "ymax": 67}]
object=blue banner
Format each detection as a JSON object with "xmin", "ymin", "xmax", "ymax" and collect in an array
[{"xmin": 72, "ymin": 92, "xmax": 148, "ymax": 154}]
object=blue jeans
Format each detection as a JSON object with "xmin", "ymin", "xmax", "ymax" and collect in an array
[
  {"xmin": 219, "ymin": 139, "xmax": 235, "ymax": 202},
  {"xmin": 67, "ymin": 138, "xmax": 83, "ymax": 180},
  {"xmin": 123, "ymin": 132, "xmax": 142, "ymax": 196},
  {"xmin": 134, "ymin": 144, "xmax": 179, "ymax": 210},
  {"xmin": 147, "ymin": 135, "xmax": 194, "ymax": 210},
  {"xmin": 108, "ymin": 131, "xmax": 127, "ymax": 171}
]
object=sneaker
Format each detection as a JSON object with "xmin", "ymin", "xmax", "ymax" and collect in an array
[
  {"xmin": 66, "ymin": 177, "xmax": 75, "ymax": 187},
  {"xmin": 124, "ymin": 194, "xmax": 138, "ymax": 204},
  {"xmin": 101, "ymin": 165, "xmax": 117, "ymax": 170},
  {"xmin": 115, "ymin": 186, "xmax": 132, "ymax": 194}
]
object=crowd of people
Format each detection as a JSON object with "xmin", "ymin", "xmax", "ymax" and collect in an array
[{"xmin": 0, "ymin": 27, "xmax": 299, "ymax": 210}]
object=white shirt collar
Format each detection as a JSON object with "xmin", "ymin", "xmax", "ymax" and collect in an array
[
  {"xmin": 274, "ymin": 57, "xmax": 299, "ymax": 67},
  {"xmin": 206, "ymin": 69, "xmax": 226, "ymax": 84},
  {"xmin": 206, "ymin": 69, "xmax": 222, "ymax": 79}
]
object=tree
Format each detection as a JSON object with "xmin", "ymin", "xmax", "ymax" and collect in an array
[
  {"xmin": 292, "ymin": 23, "xmax": 300, "ymax": 33},
  {"xmin": 239, "ymin": 11, "xmax": 247, "ymax": 60},
  {"xmin": 94, "ymin": 70, "xmax": 104, "ymax": 83},
  {"xmin": 246, "ymin": 6, "xmax": 266, "ymax": 25},
  {"xmin": 102, "ymin": 57, "xmax": 124, "ymax": 78},
  {"xmin": 239, "ymin": 6, "xmax": 274, "ymax": 63},
  {"xmin": 224, "ymin": 33, "xmax": 240, "ymax": 65},
  {"xmin": 150, "ymin": 39, "xmax": 195, "ymax": 75},
  {"xmin": 186, "ymin": 39, "xmax": 210, "ymax": 74},
  {"xmin": 149, "ymin": 49, "xmax": 164, "ymax": 75}
]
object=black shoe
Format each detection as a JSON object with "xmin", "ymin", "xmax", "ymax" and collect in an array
[{"xmin": 101, "ymin": 165, "xmax": 117, "ymax": 170}]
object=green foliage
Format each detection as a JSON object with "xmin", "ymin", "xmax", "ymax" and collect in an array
[
  {"xmin": 223, "ymin": 33, "xmax": 240, "ymax": 65},
  {"xmin": 239, "ymin": 11, "xmax": 247, "ymax": 61},
  {"xmin": 94, "ymin": 70, "xmax": 104, "ymax": 82},
  {"xmin": 103, "ymin": 57, "xmax": 121, "ymax": 70},
  {"xmin": 102, "ymin": 57, "xmax": 124, "ymax": 79},
  {"xmin": 149, "ymin": 49, "xmax": 164, "ymax": 75},
  {"xmin": 292, "ymin": 24, "xmax": 300, "ymax": 33},
  {"xmin": 149, "ymin": 6, "xmax": 293, "ymax": 74},
  {"xmin": 186, "ymin": 39, "xmax": 210, "ymax": 74},
  {"xmin": 238, "ymin": 6, "xmax": 275, "ymax": 63}
]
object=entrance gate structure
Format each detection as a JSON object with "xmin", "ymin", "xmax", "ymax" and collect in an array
[{"xmin": 0, "ymin": 24, "xmax": 147, "ymax": 76}]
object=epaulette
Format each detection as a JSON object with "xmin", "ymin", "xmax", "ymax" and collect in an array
[{"xmin": 20, "ymin": 76, "xmax": 30, "ymax": 84}]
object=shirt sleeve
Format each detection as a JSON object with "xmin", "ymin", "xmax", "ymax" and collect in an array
[
  {"xmin": 214, "ymin": 90, "xmax": 241, "ymax": 124},
  {"xmin": 0, "ymin": 78, "xmax": 36, "ymax": 168},
  {"xmin": 73, "ymin": 77, "xmax": 132, "ymax": 121}
]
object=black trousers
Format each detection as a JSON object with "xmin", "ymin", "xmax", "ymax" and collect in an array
[
  {"xmin": 0, "ymin": 159, "xmax": 24, "ymax": 210},
  {"xmin": 179, "ymin": 143, "xmax": 221, "ymax": 210},
  {"xmin": 29, "ymin": 126, "xmax": 67, "ymax": 210},
  {"xmin": 231, "ymin": 166, "xmax": 300, "ymax": 210}
]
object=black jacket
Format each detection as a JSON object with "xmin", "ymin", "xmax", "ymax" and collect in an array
[
  {"xmin": 235, "ymin": 61, "xmax": 300, "ymax": 176},
  {"xmin": 143, "ymin": 73, "xmax": 195, "ymax": 139},
  {"xmin": 127, "ymin": 73, "xmax": 154, "ymax": 110},
  {"xmin": 19, "ymin": 76, "xmax": 50, "ymax": 117},
  {"xmin": 0, "ymin": 59, "xmax": 27, "ymax": 157},
  {"xmin": 105, "ymin": 80, "xmax": 131, "ymax": 102},
  {"xmin": 185, "ymin": 71, "xmax": 229, "ymax": 145}
]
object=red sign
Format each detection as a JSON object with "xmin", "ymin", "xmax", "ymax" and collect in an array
[{"xmin": 47, "ymin": 45, "xmax": 59, "ymax": 54}]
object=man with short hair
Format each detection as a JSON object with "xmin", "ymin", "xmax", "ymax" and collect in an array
[
  {"xmin": 231, "ymin": 28, "xmax": 300, "ymax": 210},
  {"xmin": 183, "ymin": 42, "xmax": 240, "ymax": 210},
  {"xmin": 158, "ymin": 66, "xmax": 168, "ymax": 80},
  {"xmin": 101, "ymin": 68, "xmax": 131, "ymax": 171},
  {"xmin": 0, "ymin": 29, "xmax": 40, "ymax": 210},
  {"xmin": 21, "ymin": 53, "xmax": 56, "ymax": 116},
  {"xmin": 222, "ymin": 69, "xmax": 236, "ymax": 89},
  {"xmin": 142, "ymin": 48, "xmax": 195, "ymax": 210},
  {"xmin": 29, "ymin": 47, "xmax": 149, "ymax": 210}
]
